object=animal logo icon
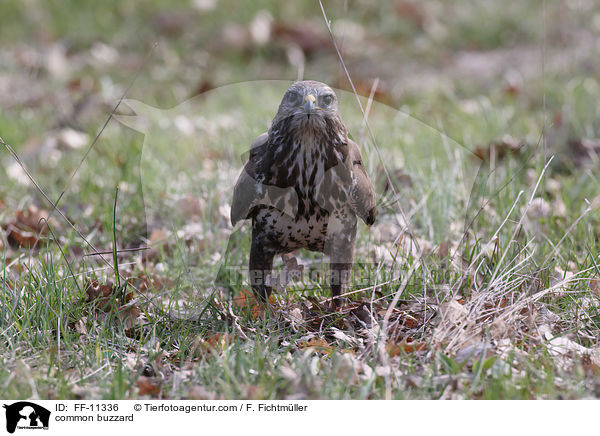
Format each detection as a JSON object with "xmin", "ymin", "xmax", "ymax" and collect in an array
[{"xmin": 3, "ymin": 402, "xmax": 51, "ymax": 433}]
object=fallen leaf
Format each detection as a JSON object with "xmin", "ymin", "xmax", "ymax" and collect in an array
[
  {"xmin": 271, "ymin": 21, "xmax": 331, "ymax": 57},
  {"xmin": 581, "ymin": 354, "xmax": 600, "ymax": 376},
  {"xmin": 204, "ymin": 333, "xmax": 234, "ymax": 349},
  {"xmin": 4, "ymin": 205, "xmax": 60, "ymax": 248},
  {"xmin": 400, "ymin": 313, "xmax": 421, "ymax": 329},
  {"xmin": 136, "ymin": 376, "xmax": 161, "ymax": 396},
  {"xmin": 84, "ymin": 279, "xmax": 142, "ymax": 334},
  {"xmin": 568, "ymin": 137, "xmax": 600, "ymax": 167},
  {"xmin": 298, "ymin": 337, "xmax": 334, "ymax": 355},
  {"xmin": 190, "ymin": 79, "xmax": 214, "ymax": 98},
  {"xmin": 394, "ymin": 0, "xmax": 428, "ymax": 28},
  {"xmin": 590, "ymin": 277, "xmax": 600, "ymax": 297},
  {"xmin": 436, "ymin": 240, "xmax": 451, "ymax": 259},
  {"xmin": 86, "ymin": 279, "xmax": 121, "ymax": 311},
  {"xmin": 233, "ymin": 289, "xmax": 274, "ymax": 318},
  {"xmin": 473, "ymin": 135, "xmax": 523, "ymax": 162},
  {"xmin": 386, "ymin": 339, "xmax": 428, "ymax": 357},
  {"xmin": 192, "ymin": 333, "xmax": 234, "ymax": 357},
  {"xmin": 151, "ymin": 11, "xmax": 191, "ymax": 36}
]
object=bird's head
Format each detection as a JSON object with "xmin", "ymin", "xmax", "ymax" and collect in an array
[{"xmin": 271, "ymin": 80, "xmax": 343, "ymax": 134}]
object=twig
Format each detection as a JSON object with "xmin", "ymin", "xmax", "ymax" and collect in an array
[{"xmin": 83, "ymin": 246, "xmax": 150, "ymax": 257}]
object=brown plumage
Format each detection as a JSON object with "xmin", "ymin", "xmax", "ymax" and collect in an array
[{"xmin": 231, "ymin": 80, "xmax": 376, "ymax": 307}]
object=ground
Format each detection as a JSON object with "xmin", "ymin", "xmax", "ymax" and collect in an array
[{"xmin": 1, "ymin": 0, "xmax": 600, "ymax": 399}]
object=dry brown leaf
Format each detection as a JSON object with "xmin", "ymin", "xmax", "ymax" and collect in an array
[
  {"xmin": 568, "ymin": 137, "xmax": 600, "ymax": 167},
  {"xmin": 386, "ymin": 340, "xmax": 428, "ymax": 357},
  {"xmin": 4, "ymin": 205, "xmax": 60, "ymax": 248},
  {"xmin": 436, "ymin": 240, "xmax": 451, "ymax": 259},
  {"xmin": 204, "ymin": 333, "xmax": 234, "ymax": 349},
  {"xmin": 190, "ymin": 80, "xmax": 214, "ymax": 98},
  {"xmin": 121, "ymin": 304, "xmax": 142, "ymax": 336},
  {"xmin": 581, "ymin": 354, "xmax": 600, "ymax": 376},
  {"xmin": 151, "ymin": 11, "xmax": 190, "ymax": 36},
  {"xmin": 233, "ymin": 289, "xmax": 274, "ymax": 318},
  {"xmin": 85, "ymin": 280, "xmax": 117, "ymax": 311},
  {"xmin": 473, "ymin": 135, "xmax": 523, "ymax": 162},
  {"xmin": 298, "ymin": 337, "xmax": 334, "ymax": 355},
  {"xmin": 590, "ymin": 277, "xmax": 600, "ymax": 297},
  {"xmin": 394, "ymin": 0, "xmax": 428, "ymax": 28},
  {"xmin": 136, "ymin": 376, "xmax": 161, "ymax": 397},
  {"xmin": 85, "ymin": 280, "xmax": 134, "ymax": 310},
  {"xmin": 271, "ymin": 22, "xmax": 331, "ymax": 57},
  {"xmin": 192, "ymin": 333, "xmax": 235, "ymax": 357},
  {"xmin": 84, "ymin": 279, "xmax": 142, "ymax": 334},
  {"xmin": 400, "ymin": 313, "xmax": 421, "ymax": 329}
]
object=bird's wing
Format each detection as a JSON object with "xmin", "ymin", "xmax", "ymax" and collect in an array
[
  {"xmin": 231, "ymin": 133, "xmax": 299, "ymax": 225},
  {"xmin": 231, "ymin": 133, "xmax": 268, "ymax": 226},
  {"xmin": 347, "ymin": 139, "xmax": 377, "ymax": 225}
]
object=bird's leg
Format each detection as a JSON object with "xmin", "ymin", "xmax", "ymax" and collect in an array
[
  {"xmin": 329, "ymin": 261, "xmax": 352, "ymax": 309},
  {"xmin": 249, "ymin": 237, "xmax": 275, "ymax": 303},
  {"xmin": 324, "ymin": 216, "xmax": 357, "ymax": 310}
]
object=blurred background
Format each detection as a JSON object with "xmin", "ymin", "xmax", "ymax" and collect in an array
[{"xmin": 1, "ymin": 0, "xmax": 598, "ymax": 135}]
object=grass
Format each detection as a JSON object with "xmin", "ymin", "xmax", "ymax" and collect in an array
[{"xmin": 2, "ymin": 1, "xmax": 600, "ymax": 400}]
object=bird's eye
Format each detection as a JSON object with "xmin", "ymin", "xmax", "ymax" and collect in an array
[
  {"xmin": 287, "ymin": 91, "xmax": 302, "ymax": 105},
  {"xmin": 320, "ymin": 94, "xmax": 334, "ymax": 106}
]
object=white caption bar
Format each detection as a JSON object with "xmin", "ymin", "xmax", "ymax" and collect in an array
[{"xmin": 0, "ymin": 400, "xmax": 594, "ymax": 435}]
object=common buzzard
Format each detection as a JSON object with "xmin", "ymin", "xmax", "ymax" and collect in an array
[{"xmin": 231, "ymin": 80, "xmax": 376, "ymax": 307}]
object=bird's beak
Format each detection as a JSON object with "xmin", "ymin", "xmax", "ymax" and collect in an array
[{"xmin": 304, "ymin": 94, "xmax": 316, "ymax": 118}]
